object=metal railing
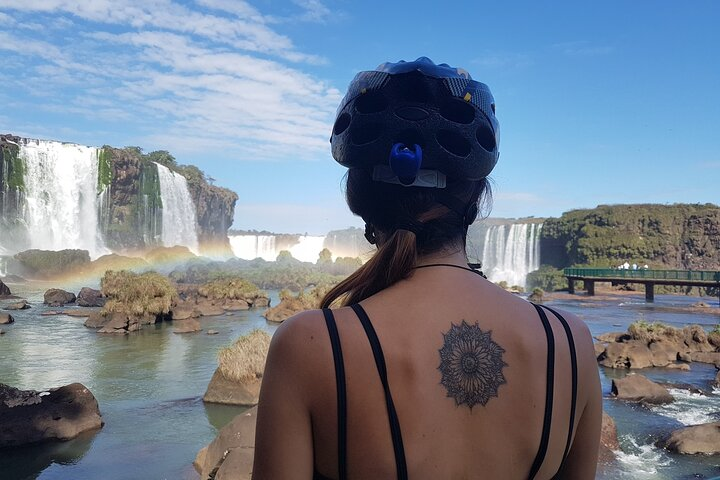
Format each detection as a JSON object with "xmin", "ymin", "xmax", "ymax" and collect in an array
[{"xmin": 563, "ymin": 268, "xmax": 720, "ymax": 282}]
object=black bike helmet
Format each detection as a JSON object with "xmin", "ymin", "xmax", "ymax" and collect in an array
[{"xmin": 330, "ymin": 57, "xmax": 499, "ymax": 187}]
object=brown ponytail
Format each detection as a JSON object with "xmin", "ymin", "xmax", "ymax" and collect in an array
[{"xmin": 320, "ymin": 229, "xmax": 417, "ymax": 308}]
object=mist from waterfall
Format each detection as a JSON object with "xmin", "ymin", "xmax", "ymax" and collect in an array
[
  {"xmin": 19, "ymin": 140, "xmax": 107, "ymax": 258},
  {"xmin": 229, "ymin": 234, "xmax": 327, "ymax": 263},
  {"xmin": 481, "ymin": 223, "xmax": 542, "ymax": 287},
  {"xmin": 155, "ymin": 163, "xmax": 199, "ymax": 254}
]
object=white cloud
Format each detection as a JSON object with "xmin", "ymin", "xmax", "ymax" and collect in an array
[{"xmin": 0, "ymin": 1, "xmax": 341, "ymax": 161}]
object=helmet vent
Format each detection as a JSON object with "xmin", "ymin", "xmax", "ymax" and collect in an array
[
  {"xmin": 333, "ymin": 113, "xmax": 351, "ymax": 135},
  {"xmin": 351, "ymin": 123, "xmax": 383, "ymax": 145},
  {"xmin": 436, "ymin": 129, "xmax": 471, "ymax": 157},
  {"xmin": 476, "ymin": 124, "xmax": 496, "ymax": 152},
  {"xmin": 355, "ymin": 91, "xmax": 388, "ymax": 114},
  {"xmin": 440, "ymin": 99, "xmax": 475, "ymax": 124}
]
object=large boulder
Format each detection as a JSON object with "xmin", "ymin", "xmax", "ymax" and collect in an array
[
  {"xmin": 599, "ymin": 412, "xmax": 620, "ymax": 463},
  {"xmin": 0, "ymin": 313, "xmax": 14, "ymax": 324},
  {"xmin": 611, "ymin": 374, "xmax": 674, "ymax": 404},
  {"xmin": 648, "ymin": 340, "xmax": 682, "ymax": 367},
  {"xmin": 84, "ymin": 312, "xmax": 107, "ymax": 329},
  {"xmin": 195, "ymin": 407, "xmax": 257, "ymax": 480},
  {"xmin": 659, "ymin": 422, "xmax": 720, "ymax": 454},
  {"xmin": 690, "ymin": 352, "xmax": 720, "ymax": 368},
  {"xmin": 43, "ymin": 288, "xmax": 76, "ymax": 307},
  {"xmin": 598, "ymin": 340, "xmax": 654, "ymax": 369},
  {"xmin": 0, "ymin": 383, "xmax": 103, "ymax": 447},
  {"xmin": 2, "ymin": 299, "xmax": 30, "ymax": 310},
  {"xmin": 0, "ymin": 279, "xmax": 10, "ymax": 296},
  {"xmin": 203, "ymin": 368, "xmax": 261, "ymax": 406},
  {"xmin": 77, "ymin": 287, "xmax": 106, "ymax": 307},
  {"xmin": 173, "ymin": 318, "xmax": 201, "ymax": 334},
  {"xmin": 96, "ymin": 312, "xmax": 156, "ymax": 334}
]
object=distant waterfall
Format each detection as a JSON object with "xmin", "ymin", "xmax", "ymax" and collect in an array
[
  {"xmin": 481, "ymin": 223, "xmax": 542, "ymax": 287},
  {"xmin": 20, "ymin": 140, "xmax": 107, "ymax": 258},
  {"xmin": 229, "ymin": 234, "xmax": 326, "ymax": 263},
  {"xmin": 0, "ymin": 256, "xmax": 7, "ymax": 277},
  {"xmin": 155, "ymin": 163, "xmax": 199, "ymax": 254}
]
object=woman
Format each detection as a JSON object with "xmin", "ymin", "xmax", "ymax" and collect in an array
[{"xmin": 253, "ymin": 57, "xmax": 601, "ymax": 479}]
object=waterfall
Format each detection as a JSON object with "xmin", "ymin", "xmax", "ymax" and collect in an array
[
  {"xmin": 19, "ymin": 139, "xmax": 107, "ymax": 258},
  {"xmin": 481, "ymin": 223, "xmax": 542, "ymax": 287},
  {"xmin": 154, "ymin": 163, "xmax": 199, "ymax": 254},
  {"xmin": 0, "ymin": 256, "xmax": 8, "ymax": 277},
  {"xmin": 229, "ymin": 234, "xmax": 327, "ymax": 263},
  {"xmin": 229, "ymin": 235, "xmax": 278, "ymax": 261}
]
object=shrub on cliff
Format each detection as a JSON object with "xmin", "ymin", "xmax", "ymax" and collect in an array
[
  {"xmin": 218, "ymin": 329, "xmax": 271, "ymax": 383},
  {"xmin": 627, "ymin": 320, "xmax": 682, "ymax": 343},
  {"xmin": 101, "ymin": 270, "xmax": 177, "ymax": 317},
  {"xmin": 526, "ymin": 265, "xmax": 568, "ymax": 292},
  {"xmin": 13, "ymin": 249, "xmax": 91, "ymax": 278}
]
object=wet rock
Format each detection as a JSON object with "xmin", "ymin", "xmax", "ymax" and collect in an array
[
  {"xmin": 195, "ymin": 407, "xmax": 257, "ymax": 480},
  {"xmin": 0, "ymin": 313, "xmax": 14, "ymax": 324},
  {"xmin": 3, "ymin": 299, "xmax": 29, "ymax": 310},
  {"xmin": 43, "ymin": 289, "xmax": 76, "ymax": 307},
  {"xmin": 0, "ymin": 383, "xmax": 103, "ymax": 447},
  {"xmin": 171, "ymin": 306, "xmax": 200, "ymax": 320},
  {"xmin": 173, "ymin": 318, "xmax": 201, "ymax": 334},
  {"xmin": 0, "ymin": 279, "xmax": 10, "ymax": 296},
  {"xmin": 77, "ymin": 287, "xmax": 106, "ymax": 307},
  {"xmin": 599, "ymin": 340, "xmax": 654, "ymax": 369},
  {"xmin": 203, "ymin": 368, "xmax": 261, "ymax": 406},
  {"xmin": 713, "ymin": 371, "xmax": 720, "ymax": 388},
  {"xmin": 611, "ymin": 374, "xmax": 674, "ymax": 404},
  {"xmin": 659, "ymin": 421, "xmax": 720, "ymax": 454},
  {"xmin": 223, "ymin": 300, "xmax": 249, "ymax": 311},
  {"xmin": 84, "ymin": 312, "xmax": 107, "ymax": 329},
  {"xmin": 664, "ymin": 363, "xmax": 691, "ymax": 371},
  {"xmin": 41, "ymin": 310, "xmax": 62, "ymax": 316},
  {"xmin": 197, "ymin": 303, "xmax": 225, "ymax": 317},
  {"xmin": 64, "ymin": 309, "xmax": 96, "ymax": 318},
  {"xmin": 0, "ymin": 328, "xmax": 4, "ymax": 335},
  {"xmin": 598, "ymin": 412, "xmax": 620, "ymax": 463},
  {"xmin": 207, "ymin": 330, "xmax": 219, "ymax": 335}
]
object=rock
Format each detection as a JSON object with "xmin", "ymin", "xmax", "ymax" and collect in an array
[
  {"xmin": 197, "ymin": 407, "xmax": 257, "ymax": 480},
  {"xmin": 611, "ymin": 374, "xmax": 674, "ymax": 404},
  {"xmin": 709, "ymin": 332, "xmax": 720, "ymax": 349},
  {"xmin": 0, "ymin": 313, "xmax": 14, "ymax": 324},
  {"xmin": 43, "ymin": 289, "xmax": 76, "ymax": 307},
  {"xmin": 0, "ymin": 383, "xmax": 103, "ymax": 447},
  {"xmin": 251, "ymin": 297, "xmax": 270, "ymax": 308},
  {"xmin": 594, "ymin": 342, "xmax": 606, "ymax": 358},
  {"xmin": 203, "ymin": 368, "xmax": 262, "ymax": 406},
  {"xmin": 649, "ymin": 340, "xmax": 681, "ymax": 367},
  {"xmin": 84, "ymin": 312, "xmax": 107, "ymax": 329},
  {"xmin": 193, "ymin": 445, "xmax": 208, "ymax": 475},
  {"xmin": 682, "ymin": 325, "xmax": 715, "ymax": 353},
  {"xmin": 598, "ymin": 412, "xmax": 620, "ymax": 463},
  {"xmin": 64, "ymin": 309, "xmax": 96, "ymax": 318},
  {"xmin": 3, "ymin": 299, "xmax": 30, "ymax": 310},
  {"xmin": 41, "ymin": 311, "xmax": 62, "ymax": 316},
  {"xmin": 595, "ymin": 332, "xmax": 631, "ymax": 343},
  {"xmin": 223, "ymin": 300, "xmax": 249, "ymax": 311},
  {"xmin": 0, "ymin": 328, "xmax": 4, "ymax": 335},
  {"xmin": 171, "ymin": 307, "xmax": 200, "ymax": 320},
  {"xmin": 0, "ymin": 279, "xmax": 11, "ymax": 296},
  {"xmin": 679, "ymin": 352, "xmax": 693, "ymax": 363},
  {"xmin": 713, "ymin": 371, "xmax": 720, "ymax": 388},
  {"xmin": 77, "ymin": 287, "xmax": 106, "ymax": 307},
  {"xmin": 690, "ymin": 352, "xmax": 720, "ymax": 368},
  {"xmin": 207, "ymin": 330, "xmax": 219, "ymax": 335},
  {"xmin": 173, "ymin": 318, "xmax": 201, "ymax": 334},
  {"xmin": 97, "ymin": 313, "xmax": 132, "ymax": 334},
  {"xmin": 598, "ymin": 340, "xmax": 654, "ymax": 369},
  {"xmin": 665, "ymin": 363, "xmax": 691, "ymax": 371},
  {"xmin": 659, "ymin": 421, "xmax": 720, "ymax": 454},
  {"xmin": 197, "ymin": 304, "xmax": 225, "ymax": 317}
]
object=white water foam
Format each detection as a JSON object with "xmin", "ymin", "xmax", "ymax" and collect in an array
[
  {"xmin": 155, "ymin": 163, "xmax": 199, "ymax": 254},
  {"xmin": 615, "ymin": 435, "xmax": 672, "ymax": 478},
  {"xmin": 289, "ymin": 235, "xmax": 325, "ymax": 263},
  {"xmin": 229, "ymin": 235, "xmax": 277, "ymax": 261},
  {"xmin": 19, "ymin": 139, "xmax": 108, "ymax": 258},
  {"xmin": 651, "ymin": 388, "xmax": 720, "ymax": 425}
]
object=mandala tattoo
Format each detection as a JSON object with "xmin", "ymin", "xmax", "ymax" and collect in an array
[{"xmin": 438, "ymin": 320, "xmax": 507, "ymax": 409}]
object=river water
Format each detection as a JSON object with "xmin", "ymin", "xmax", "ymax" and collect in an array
[{"xmin": 1, "ymin": 283, "xmax": 719, "ymax": 479}]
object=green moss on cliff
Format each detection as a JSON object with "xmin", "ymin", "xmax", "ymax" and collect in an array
[
  {"xmin": 1, "ymin": 143, "xmax": 24, "ymax": 191},
  {"xmin": 97, "ymin": 147, "xmax": 112, "ymax": 192}
]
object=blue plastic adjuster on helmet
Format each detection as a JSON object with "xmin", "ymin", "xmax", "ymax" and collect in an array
[{"xmin": 389, "ymin": 143, "xmax": 422, "ymax": 186}]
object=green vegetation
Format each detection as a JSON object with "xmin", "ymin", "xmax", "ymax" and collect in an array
[
  {"xmin": 526, "ymin": 265, "xmax": 568, "ymax": 292},
  {"xmin": 198, "ymin": 277, "xmax": 264, "ymax": 301},
  {"xmin": 13, "ymin": 249, "xmax": 91, "ymax": 278},
  {"xmin": 627, "ymin": 320, "xmax": 680, "ymax": 343},
  {"xmin": 1, "ymin": 143, "xmax": 24, "ymax": 191},
  {"xmin": 97, "ymin": 147, "xmax": 112, "ymax": 192},
  {"xmin": 264, "ymin": 284, "xmax": 334, "ymax": 322},
  {"xmin": 528, "ymin": 287, "xmax": 544, "ymax": 303},
  {"xmin": 218, "ymin": 329, "xmax": 271, "ymax": 382},
  {"xmin": 101, "ymin": 270, "xmax": 177, "ymax": 317}
]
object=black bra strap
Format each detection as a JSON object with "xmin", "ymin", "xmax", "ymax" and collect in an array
[
  {"xmin": 529, "ymin": 303, "xmax": 556, "ymax": 480},
  {"xmin": 350, "ymin": 304, "xmax": 408, "ymax": 480},
  {"xmin": 542, "ymin": 305, "xmax": 578, "ymax": 470},
  {"xmin": 322, "ymin": 308, "xmax": 347, "ymax": 480}
]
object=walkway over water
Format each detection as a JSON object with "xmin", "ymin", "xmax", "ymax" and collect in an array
[{"xmin": 563, "ymin": 268, "xmax": 720, "ymax": 303}]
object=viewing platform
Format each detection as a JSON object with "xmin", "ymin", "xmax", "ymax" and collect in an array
[{"xmin": 563, "ymin": 268, "xmax": 720, "ymax": 303}]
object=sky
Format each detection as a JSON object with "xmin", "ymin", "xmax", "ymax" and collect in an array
[{"xmin": 1, "ymin": 0, "xmax": 718, "ymax": 235}]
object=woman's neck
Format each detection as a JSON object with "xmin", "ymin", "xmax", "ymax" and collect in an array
[{"xmin": 415, "ymin": 250, "xmax": 469, "ymax": 268}]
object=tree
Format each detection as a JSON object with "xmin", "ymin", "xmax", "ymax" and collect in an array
[
  {"xmin": 144, "ymin": 150, "xmax": 176, "ymax": 168},
  {"xmin": 317, "ymin": 248, "xmax": 333, "ymax": 266}
]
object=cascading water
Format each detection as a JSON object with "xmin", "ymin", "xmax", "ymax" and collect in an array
[
  {"xmin": 481, "ymin": 223, "xmax": 542, "ymax": 287},
  {"xmin": 229, "ymin": 234, "xmax": 327, "ymax": 263},
  {"xmin": 229, "ymin": 235, "xmax": 277, "ymax": 261},
  {"xmin": 154, "ymin": 163, "xmax": 199, "ymax": 254},
  {"xmin": 19, "ymin": 140, "xmax": 107, "ymax": 258},
  {"xmin": 0, "ymin": 256, "xmax": 8, "ymax": 277}
]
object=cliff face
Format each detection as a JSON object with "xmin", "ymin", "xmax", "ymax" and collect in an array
[
  {"xmin": 540, "ymin": 204, "xmax": 720, "ymax": 269},
  {"xmin": 0, "ymin": 135, "xmax": 25, "ymax": 249},
  {"xmin": 186, "ymin": 178, "xmax": 237, "ymax": 253}
]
